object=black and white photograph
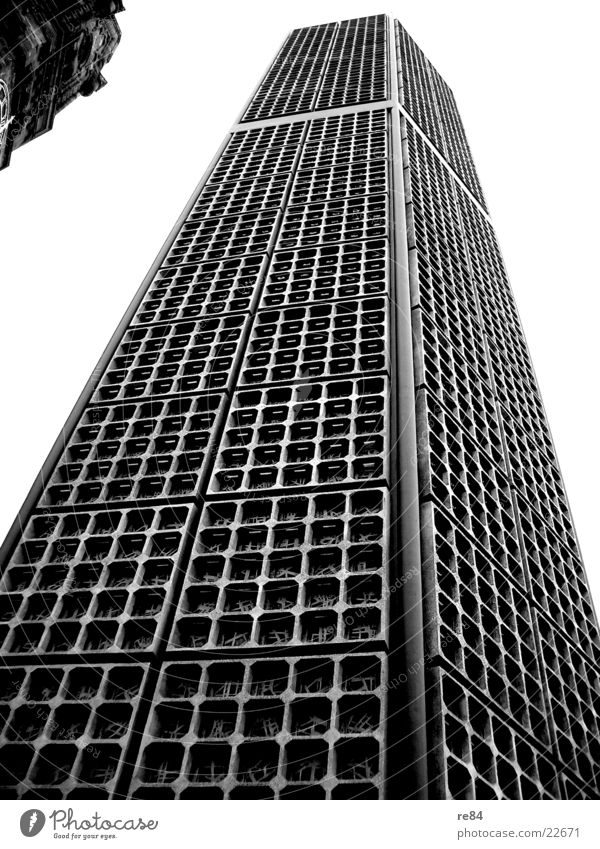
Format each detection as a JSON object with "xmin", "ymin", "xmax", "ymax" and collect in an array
[{"xmin": 0, "ymin": 1, "xmax": 598, "ymax": 843}]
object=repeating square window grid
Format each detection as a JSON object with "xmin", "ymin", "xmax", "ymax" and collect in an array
[
  {"xmin": 516, "ymin": 494, "xmax": 600, "ymax": 666},
  {"xmin": 242, "ymin": 24, "xmax": 337, "ymax": 122},
  {"xmin": 421, "ymin": 508, "xmax": 551, "ymax": 746},
  {"xmin": 169, "ymin": 489, "xmax": 388, "ymax": 653},
  {"xmin": 0, "ymin": 15, "xmax": 596, "ymax": 805},
  {"xmin": 289, "ymin": 159, "xmax": 388, "ymax": 208},
  {"xmin": 534, "ymin": 612, "xmax": 600, "ymax": 796},
  {"xmin": 240, "ymin": 299, "xmax": 389, "ymax": 387},
  {"xmin": 395, "ymin": 21, "xmax": 487, "ymax": 209},
  {"xmin": 477, "ymin": 294, "xmax": 530, "ymax": 374},
  {"xmin": 407, "ymin": 226, "xmax": 479, "ymax": 336},
  {"xmin": 489, "ymin": 341, "xmax": 558, "ymax": 467},
  {"xmin": 430, "ymin": 668, "xmax": 562, "ymax": 800},
  {"xmin": 90, "ymin": 315, "xmax": 248, "ymax": 403},
  {"xmin": 405, "ymin": 118, "xmax": 587, "ymax": 537},
  {"xmin": 404, "ymin": 76, "xmax": 600, "ymax": 800},
  {"xmin": 259, "ymin": 240, "xmax": 389, "ymax": 310},
  {"xmin": 179, "ymin": 127, "xmax": 306, "ymax": 233},
  {"xmin": 0, "ymin": 506, "xmax": 194, "ymax": 657},
  {"xmin": 0, "ymin": 663, "xmax": 149, "ymax": 799},
  {"xmin": 163, "ymin": 209, "xmax": 279, "ymax": 266},
  {"xmin": 456, "ymin": 193, "xmax": 533, "ymax": 371},
  {"xmin": 427, "ymin": 64, "xmax": 486, "ymax": 208},
  {"xmin": 136, "ymin": 115, "xmax": 391, "ymax": 331},
  {"xmin": 151, "ymin": 114, "xmax": 391, "ymax": 321},
  {"xmin": 207, "ymin": 123, "xmax": 306, "ymax": 185},
  {"xmin": 413, "ymin": 310, "xmax": 504, "ymax": 470},
  {"xmin": 209, "ymin": 377, "xmax": 388, "ymax": 496},
  {"xmin": 277, "ymin": 194, "xmax": 388, "ymax": 251},
  {"xmin": 297, "ymin": 131, "xmax": 388, "ymax": 173},
  {"xmin": 188, "ymin": 172, "xmax": 291, "ymax": 222},
  {"xmin": 0, "ymin": 48, "xmax": 398, "ymax": 788},
  {"xmin": 162, "ymin": 124, "xmax": 311, "ymax": 269},
  {"xmin": 404, "ymin": 124, "xmax": 472, "ymax": 285},
  {"xmin": 488, "ymin": 331, "xmax": 546, "ymax": 408},
  {"xmin": 406, "ymin": 140, "xmax": 579, "ymax": 556},
  {"xmin": 457, "ymin": 191, "xmax": 516, "ymax": 312},
  {"xmin": 423, "ymin": 496, "xmax": 525, "ymax": 598},
  {"xmin": 502, "ymin": 414, "xmax": 577, "ymax": 553},
  {"xmin": 39, "ymin": 395, "xmax": 225, "ymax": 509},
  {"xmin": 242, "ymin": 16, "xmax": 388, "ymax": 123},
  {"xmin": 395, "ymin": 21, "xmax": 445, "ymax": 156},
  {"xmin": 416, "ymin": 391, "xmax": 519, "ymax": 566},
  {"xmin": 306, "ymin": 109, "xmax": 388, "ymax": 144},
  {"xmin": 409, "ymin": 241, "xmax": 481, "ymax": 332},
  {"xmin": 315, "ymin": 15, "xmax": 388, "ymax": 110},
  {"xmin": 129, "ymin": 654, "xmax": 386, "ymax": 799},
  {"xmin": 133, "ymin": 256, "xmax": 267, "ymax": 326}
]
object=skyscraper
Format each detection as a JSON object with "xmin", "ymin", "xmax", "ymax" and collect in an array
[
  {"xmin": 0, "ymin": 1, "xmax": 123, "ymax": 171},
  {"xmin": 0, "ymin": 14, "xmax": 598, "ymax": 800}
]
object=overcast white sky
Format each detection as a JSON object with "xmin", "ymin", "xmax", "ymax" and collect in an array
[{"xmin": 0, "ymin": 1, "xmax": 598, "ymax": 602}]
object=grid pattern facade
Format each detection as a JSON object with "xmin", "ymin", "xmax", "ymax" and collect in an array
[
  {"xmin": 242, "ymin": 15, "xmax": 388, "ymax": 122},
  {"xmin": 395, "ymin": 20, "xmax": 486, "ymax": 208},
  {"xmin": 402, "ymin": 71, "xmax": 600, "ymax": 798},
  {"xmin": 0, "ymin": 15, "xmax": 598, "ymax": 801}
]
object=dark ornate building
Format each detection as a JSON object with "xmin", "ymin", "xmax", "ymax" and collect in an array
[
  {"xmin": 0, "ymin": 1, "xmax": 123, "ymax": 170},
  {"xmin": 0, "ymin": 14, "xmax": 599, "ymax": 800}
]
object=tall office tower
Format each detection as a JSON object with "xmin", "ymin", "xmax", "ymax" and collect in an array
[
  {"xmin": 0, "ymin": 14, "xmax": 598, "ymax": 801},
  {"xmin": 0, "ymin": 1, "xmax": 123, "ymax": 171}
]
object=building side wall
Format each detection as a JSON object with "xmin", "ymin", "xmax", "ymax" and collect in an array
[{"xmin": 395, "ymin": 21, "xmax": 600, "ymax": 799}]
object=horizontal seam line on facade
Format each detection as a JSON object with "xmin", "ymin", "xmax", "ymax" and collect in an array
[
  {"xmin": 287, "ymin": 191, "xmax": 389, "ymax": 208},
  {"xmin": 0, "ymin": 651, "xmax": 165, "ymax": 667},
  {"xmin": 158, "ymin": 640, "xmax": 391, "ymax": 662},
  {"xmin": 256, "ymin": 293, "xmax": 389, "ymax": 313},
  {"xmin": 181, "ymin": 206, "xmax": 289, "ymax": 223},
  {"xmin": 198, "ymin": 167, "xmax": 390, "ymax": 198},
  {"xmin": 402, "ymin": 110, "xmax": 487, "ymax": 210},
  {"xmin": 414, "ymin": 385, "xmax": 509, "ymax": 473},
  {"xmin": 412, "ymin": 315, "xmax": 489, "ymax": 355},
  {"xmin": 30, "ymin": 496, "xmax": 202, "ymax": 515},
  {"xmin": 273, "ymin": 235, "xmax": 389, "ymax": 253},
  {"xmin": 508, "ymin": 470, "xmax": 580, "ymax": 536},
  {"xmin": 231, "ymin": 99, "xmax": 395, "ymax": 132},
  {"xmin": 129, "ymin": 282, "xmax": 392, "ymax": 319},
  {"xmin": 130, "ymin": 310, "xmax": 256, "ymax": 329},
  {"xmin": 154, "ymin": 259, "xmax": 269, "ymax": 274},
  {"xmin": 205, "ymin": 478, "xmax": 391, "ymax": 501},
  {"xmin": 87, "ymin": 389, "xmax": 233, "ymax": 408},
  {"xmin": 27, "ymin": 482, "xmax": 392, "ymax": 513},
  {"xmin": 495, "ymin": 395, "xmax": 561, "ymax": 473},
  {"xmin": 223, "ymin": 126, "xmax": 386, "ymax": 146},
  {"xmin": 74, "ymin": 388, "xmax": 229, "ymax": 408},
  {"xmin": 26, "ymin": 480, "xmax": 390, "ymax": 517},
  {"xmin": 409, "ymin": 244, "xmax": 476, "ymax": 284},
  {"xmin": 228, "ymin": 369, "xmax": 391, "ymax": 392},
  {"xmin": 532, "ymin": 604, "xmax": 600, "ymax": 667},
  {"xmin": 423, "ymin": 495, "xmax": 529, "ymax": 594},
  {"xmin": 399, "ymin": 104, "xmax": 490, "ymax": 221},
  {"xmin": 429, "ymin": 658, "xmax": 566, "ymax": 768},
  {"xmin": 161, "ymin": 247, "xmax": 278, "ymax": 268},
  {"xmin": 410, "ymin": 306, "xmax": 490, "ymax": 365},
  {"xmin": 181, "ymin": 183, "xmax": 390, "ymax": 226},
  {"xmin": 258, "ymin": 234, "xmax": 390, "ymax": 256}
]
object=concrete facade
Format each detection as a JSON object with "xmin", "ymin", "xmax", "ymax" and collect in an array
[{"xmin": 0, "ymin": 15, "xmax": 598, "ymax": 800}]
